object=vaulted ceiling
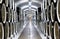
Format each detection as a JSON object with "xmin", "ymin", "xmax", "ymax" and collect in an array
[{"xmin": 14, "ymin": 0, "xmax": 43, "ymax": 14}]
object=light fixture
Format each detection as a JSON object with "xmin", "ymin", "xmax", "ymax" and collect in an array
[{"xmin": 28, "ymin": 0, "xmax": 32, "ymax": 10}]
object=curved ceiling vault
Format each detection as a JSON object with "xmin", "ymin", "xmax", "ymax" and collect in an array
[
  {"xmin": 15, "ymin": 0, "xmax": 43, "ymax": 10},
  {"xmin": 23, "ymin": 7, "xmax": 37, "ymax": 11}
]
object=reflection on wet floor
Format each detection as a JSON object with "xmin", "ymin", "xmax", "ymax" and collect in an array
[{"xmin": 18, "ymin": 21, "xmax": 42, "ymax": 39}]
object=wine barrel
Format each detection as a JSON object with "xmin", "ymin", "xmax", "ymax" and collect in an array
[
  {"xmin": 50, "ymin": 3, "xmax": 55, "ymax": 22},
  {"xmin": 8, "ymin": 8, "xmax": 12, "ymax": 22},
  {"xmin": 15, "ymin": 23, "xmax": 17, "ymax": 34},
  {"xmin": 0, "ymin": 0, "xmax": 2, "ymax": 4},
  {"xmin": 1, "ymin": 3, "xmax": 6, "ymax": 23},
  {"xmin": 5, "ymin": 22, "xmax": 9, "ymax": 39},
  {"xmin": 8, "ymin": 8, "xmax": 11, "ymax": 22},
  {"xmin": 10, "ymin": 9, "xmax": 13, "ymax": 22},
  {"xmin": 11, "ymin": 10, "xmax": 14, "ymax": 22},
  {"xmin": 0, "ymin": 23, "xmax": 4, "ymax": 39},
  {"xmin": 12, "ymin": 23, "xmax": 15, "ymax": 35},
  {"xmin": 49, "ymin": 21, "xmax": 53, "ymax": 39},
  {"xmin": 46, "ymin": 22, "xmax": 49, "ymax": 36},
  {"xmin": 54, "ymin": 21, "xmax": 59, "ymax": 39},
  {"xmin": 57, "ymin": 0, "xmax": 60, "ymax": 23},
  {"xmin": 47, "ymin": 7, "xmax": 49, "ymax": 22},
  {"xmin": 44, "ymin": 23, "xmax": 46, "ymax": 36},
  {"xmin": 45, "ymin": 9, "xmax": 47, "ymax": 21},
  {"xmin": 13, "ymin": 22, "xmax": 16, "ymax": 35},
  {"xmin": 9, "ymin": 23, "xmax": 12, "ymax": 37},
  {"xmin": 5, "ymin": 0, "xmax": 8, "ymax": 7},
  {"xmin": 13, "ymin": 11, "xmax": 14, "ymax": 22}
]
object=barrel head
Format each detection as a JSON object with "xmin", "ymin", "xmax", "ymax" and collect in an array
[
  {"xmin": 1, "ymin": 4, "xmax": 6, "ymax": 23},
  {"xmin": 46, "ymin": 23, "xmax": 49, "ymax": 36},
  {"xmin": 8, "ymin": 9, "xmax": 12, "ymax": 22},
  {"xmin": 10, "ymin": 9, "xmax": 13, "ymax": 22},
  {"xmin": 5, "ymin": 22, "xmax": 9, "ymax": 39},
  {"xmin": 49, "ymin": 22, "xmax": 53, "ymax": 39},
  {"xmin": 54, "ymin": 21, "xmax": 59, "ymax": 39},
  {"xmin": 15, "ymin": 23, "xmax": 17, "ymax": 34},
  {"xmin": 13, "ymin": 22, "xmax": 16, "ymax": 35},
  {"xmin": 8, "ymin": 8, "xmax": 11, "ymax": 22},
  {"xmin": 11, "ymin": 10, "xmax": 14, "ymax": 22},
  {"xmin": 0, "ymin": 23, "xmax": 4, "ymax": 39},
  {"xmin": 9, "ymin": 23, "xmax": 12, "ymax": 37},
  {"xmin": 50, "ymin": 3, "xmax": 55, "ymax": 22},
  {"xmin": 57, "ymin": 1, "xmax": 60, "ymax": 23},
  {"xmin": 46, "ymin": 6, "xmax": 50, "ymax": 22},
  {"xmin": 12, "ymin": 23, "xmax": 15, "ymax": 35}
]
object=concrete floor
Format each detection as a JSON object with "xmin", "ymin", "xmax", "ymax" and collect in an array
[{"xmin": 18, "ymin": 21, "xmax": 42, "ymax": 39}]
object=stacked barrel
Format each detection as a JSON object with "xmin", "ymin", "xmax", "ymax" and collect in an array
[
  {"xmin": 43, "ymin": 0, "xmax": 60, "ymax": 39},
  {"xmin": 0, "ymin": 0, "xmax": 24, "ymax": 39}
]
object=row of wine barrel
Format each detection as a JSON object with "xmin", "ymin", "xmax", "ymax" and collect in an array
[
  {"xmin": 45, "ymin": 21, "xmax": 60, "ymax": 39},
  {"xmin": 0, "ymin": 0, "xmax": 21, "ymax": 39},
  {"xmin": 44, "ymin": 0, "xmax": 60, "ymax": 39},
  {"xmin": 43, "ymin": 0, "xmax": 60, "ymax": 23},
  {"xmin": 0, "ymin": 3, "xmax": 18, "ymax": 23},
  {"xmin": 0, "ymin": 0, "xmax": 17, "ymax": 23},
  {"xmin": 0, "ymin": 22, "xmax": 18, "ymax": 39}
]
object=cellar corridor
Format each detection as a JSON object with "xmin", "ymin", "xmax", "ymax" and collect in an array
[
  {"xmin": 18, "ymin": 20, "xmax": 42, "ymax": 39},
  {"xmin": 0, "ymin": 0, "xmax": 60, "ymax": 39}
]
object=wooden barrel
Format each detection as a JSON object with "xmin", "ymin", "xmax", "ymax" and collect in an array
[
  {"xmin": 49, "ymin": 21, "xmax": 53, "ymax": 39},
  {"xmin": 5, "ymin": 22, "xmax": 9, "ymax": 39},
  {"xmin": 54, "ymin": 21, "xmax": 59, "ymax": 39},
  {"xmin": 8, "ymin": 8, "xmax": 11, "ymax": 22},
  {"xmin": 0, "ymin": 0, "xmax": 2, "ymax": 4},
  {"xmin": 12, "ymin": 23, "xmax": 15, "ymax": 35},
  {"xmin": 0, "ymin": 23, "xmax": 4, "ymax": 39},
  {"xmin": 5, "ymin": 0, "xmax": 8, "ymax": 7},
  {"xmin": 9, "ymin": 23, "xmax": 12, "ymax": 37},
  {"xmin": 44, "ymin": 23, "xmax": 46, "ymax": 36},
  {"xmin": 46, "ymin": 7, "xmax": 49, "ymax": 22},
  {"xmin": 15, "ymin": 23, "xmax": 17, "ymax": 34},
  {"xmin": 45, "ymin": 9, "xmax": 47, "ymax": 21},
  {"xmin": 13, "ymin": 11, "xmax": 14, "ymax": 22},
  {"xmin": 8, "ymin": 8, "xmax": 12, "ymax": 22},
  {"xmin": 14, "ymin": 11, "xmax": 18, "ymax": 22},
  {"xmin": 10, "ymin": 9, "xmax": 13, "ymax": 22},
  {"xmin": 50, "ymin": 3, "xmax": 55, "ymax": 22},
  {"xmin": 57, "ymin": 0, "xmax": 60, "ymax": 23},
  {"xmin": 16, "ymin": 23, "xmax": 19, "ymax": 33},
  {"xmin": 13, "ymin": 22, "xmax": 16, "ymax": 35},
  {"xmin": 11, "ymin": 10, "xmax": 14, "ymax": 22},
  {"xmin": 1, "ymin": 3, "xmax": 6, "ymax": 23},
  {"xmin": 46, "ymin": 22, "xmax": 49, "ymax": 37}
]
